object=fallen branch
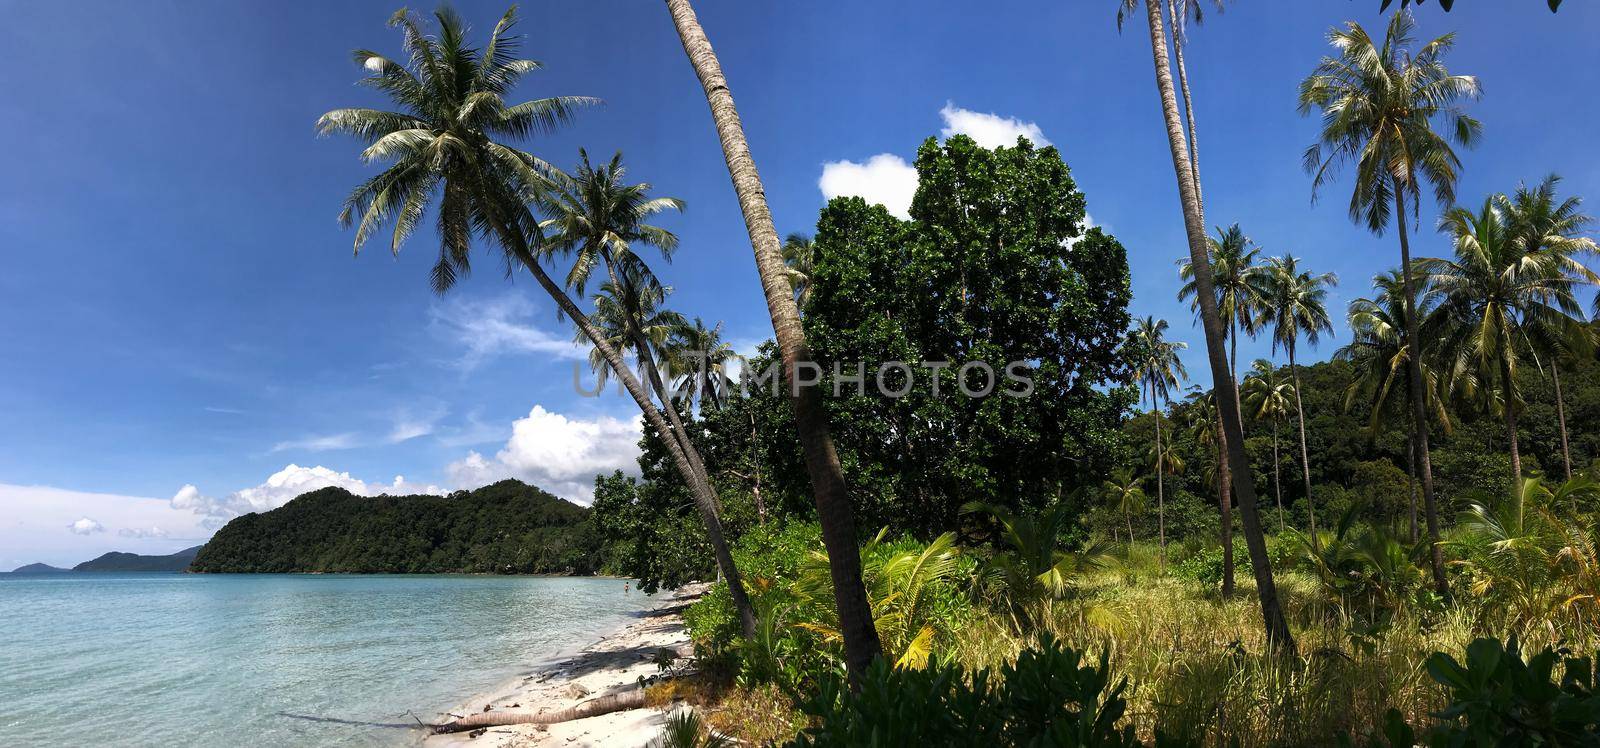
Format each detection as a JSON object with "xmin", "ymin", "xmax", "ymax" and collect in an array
[{"xmin": 429, "ymin": 689, "xmax": 646, "ymax": 734}]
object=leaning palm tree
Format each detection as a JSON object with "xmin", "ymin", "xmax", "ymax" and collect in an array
[
  {"xmin": 663, "ymin": 0, "xmax": 882, "ymax": 676},
  {"xmin": 781, "ymin": 233, "xmax": 817, "ymax": 309},
  {"xmin": 669, "ymin": 317, "xmax": 736, "ymax": 413},
  {"xmin": 1298, "ymin": 9, "xmax": 1480, "ymax": 597},
  {"xmin": 1130, "ymin": 316, "xmax": 1187, "ymax": 570},
  {"xmin": 1102, "ymin": 468, "xmax": 1148, "ymax": 546},
  {"xmin": 315, "ymin": 6, "xmax": 761, "ymax": 635},
  {"xmin": 1422, "ymin": 197, "xmax": 1586, "ymax": 489},
  {"xmin": 575, "ymin": 264, "xmax": 683, "ymax": 400},
  {"xmin": 536, "ymin": 150, "xmax": 724, "ymax": 502},
  {"xmin": 1242, "ymin": 359, "xmax": 1294, "ymax": 533},
  {"xmin": 1178, "ymin": 225, "xmax": 1265, "ymax": 562},
  {"xmin": 1185, "ymin": 387, "xmax": 1233, "ymax": 595},
  {"xmin": 1262, "ymin": 254, "xmax": 1337, "ymax": 547},
  {"xmin": 1499, "ymin": 175, "xmax": 1600, "ymax": 480},
  {"xmin": 1128, "ymin": 0, "xmax": 1293, "ymax": 650}
]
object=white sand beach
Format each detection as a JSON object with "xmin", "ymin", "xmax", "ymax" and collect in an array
[{"xmin": 425, "ymin": 583, "xmax": 707, "ymax": 748}]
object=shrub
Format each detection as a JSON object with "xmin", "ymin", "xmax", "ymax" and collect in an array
[{"xmin": 789, "ymin": 635, "xmax": 1142, "ymax": 747}]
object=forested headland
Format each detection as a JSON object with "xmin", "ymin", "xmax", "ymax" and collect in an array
[{"xmin": 190, "ymin": 480, "xmax": 600, "ymax": 574}]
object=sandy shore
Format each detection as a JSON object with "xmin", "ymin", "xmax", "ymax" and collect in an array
[{"xmin": 424, "ymin": 583, "xmax": 708, "ymax": 748}]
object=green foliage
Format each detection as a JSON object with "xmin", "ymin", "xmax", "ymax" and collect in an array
[
  {"xmin": 790, "ymin": 635, "xmax": 1140, "ymax": 748},
  {"xmin": 1423, "ymin": 638, "xmax": 1600, "ymax": 746},
  {"xmin": 699, "ymin": 136, "xmax": 1133, "ymax": 535},
  {"xmin": 190, "ymin": 480, "xmax": 597, "ymax": 574}
]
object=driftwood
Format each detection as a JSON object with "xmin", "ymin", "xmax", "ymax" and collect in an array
[{"xmin": 430, "ymin": 688, "xmax": 646, "ymax": 734}]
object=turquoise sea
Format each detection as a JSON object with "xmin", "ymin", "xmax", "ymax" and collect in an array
[{"xmin": 0, "ymin": 574, "xmax": 655, "ymax": 747}]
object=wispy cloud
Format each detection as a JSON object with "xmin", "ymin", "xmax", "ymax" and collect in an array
[
  {"xmin": 204, "ymin": 406, "xmax": 245, "ymax": 415},
  {"xmin": 269, "ymin": 432, "xmax": 360, "ymax": 453},
  {"xmin": 430, "ymin": 295, "xmax": 585, "ymax": 370}
]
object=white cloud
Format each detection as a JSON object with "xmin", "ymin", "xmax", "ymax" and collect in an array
[
  {"xmin": 67, "ymin": 517, "xmax": 104, "ymax": 535},
  {"xmin": 446, "ymin": 405, "xmax": 642, "ymax": 504},
  {"xmin": 171, "ymin": 466, "xmax": 442, "ymax": 527},
  {"xmin": 818, "ymin": 104, "xmax": 1052, "ymax": 220},
  {"xmin": 938, "ymin": 102, "xmax": 1051, "ymax": 149},
  {"xmin": 1, "ymin": 484, "xmax": 213, "ymax": 567},
  {"xmin": 431, "ymin": 295, "xmax": 584, "ymax": 369},
  {"xmin": 819, "ymin": 153, "xmax": 919, "ymax": 220},
  {"xmin": 118, "ymin": 526, "xmax": 169, "ymax": 539}
]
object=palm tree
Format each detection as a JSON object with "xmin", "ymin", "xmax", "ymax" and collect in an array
[
  {"xmin": 1242, "ymin": 359, "xmax": 1293, "ymax": 532},
  {"xmin": 663, "ymin": 0, "xmax": 882, "ymax": 677},
  {"xmin": 1118, "ymin": 0, "xmax": 1224, "ymax": 209},
  {"xmin": 576, "ymin": 266, "xmax": 683, "ymax": 393},
  {"xmin": 1336, "ymin": 270, "xmax": 1460, "ymax": 542},
  {"xmin": 1298, "ymin": 10, "xmax": 1481, "ymax": 597},
  {"xmin": 1262, "ymin": 254, "xmax": 1338, "ymax": 548},
  {"xmin": 963, "ymin": 501, "xmax": 1106, "ymax": 631},
  {"xmin": 670, "ymin": 317, "xmax": 736, "ymax": 413},
  {"xmin": 538, "ymin": 151, "xmax": 717, "ymax": 493},
  {"xmin": 1178, "ymin": 224, "xmax": 1267, "ymax": 540},
  {"xmin": 1102, "ymin": 469, "xmax": 1148, "ymax": 546},
  {"xmin": 781, "ymin": 233, "xmax": 817, "ymax": 308},
  {"xmin": 314, "ymin": 7, "xmax": 763, "ymax": 636},
  {"xmin": 1423, "ymin": 197, "xmax": 1586, "ymax": 489},
  {"xmin": 1130, "ymin": 316, "xmax": 1187, "ymax": 571},
  {"xmin": 1184, "ymin": 387, "xmax": 1232, "ymax": 595},
  {"xmin": 1499, "ymin": 175, "xmax": 1599, "ymax": 480},
  {"xmin": 1130, "ymin": 0, "xmax": 1293, "ymax": 650}
]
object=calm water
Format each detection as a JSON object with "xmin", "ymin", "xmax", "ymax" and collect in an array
[{"xmin": 0, "ymin": 574, "xmax": 655, "ymax": 747}]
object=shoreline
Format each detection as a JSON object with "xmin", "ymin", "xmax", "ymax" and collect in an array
[{"xmin": 424, "ymin": 583, "xmax": 708, "ymax": 748}]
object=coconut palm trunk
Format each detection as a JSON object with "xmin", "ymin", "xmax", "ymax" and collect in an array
[
  {"xmin": 1216, "ymin": 415, "xmax": 1233, "ymax": 596},
  {"xmin": 1151, "ymin": 381, "xmax": 1168, "ymax": 572},
  {"xmin": 1167, "ymin": 0, "xmax": 1202, "ymax": 210},
  {"xmin": 510, "ymin": 234, "xmax": 756, "ymax": 637},
  {"xmin": 1288, "ymin": 341, "xmax": 1318, "ymax": 549},
  {"xmin": 1393, "ymin": 187, "xmax": 1449, "ymax": 597},
  {"xmin": 1406, "ymin": 414, "xmax": 1420, "ymax": 543},
  {"xmin": 1499, "ymin": 328, "xmax": 1523, "ymax": 486},
  {"xmin": 664, "ymin": 0, "xmax": 882, "ymax": 678},
  {"xmin": 1554, "ymin": 364, "xmax": 1573, "ymax": 481},
  {"xmin": 1271, "ymin": 416, "xmax": 1284, "ymax": 533},
  {"xmin": 1141, "ymin": 0, "xmax": 1293, "ymax": 651}
]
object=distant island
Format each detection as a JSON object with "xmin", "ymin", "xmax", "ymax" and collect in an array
[
  {"xmin": 76, "ymin": 546, "xmax": 201, "ymax": 572},
  {"xmin": 190, "ymin": 479, "xmax": 600, "ymax": 574},
  {"xmin": 6, "ymin": 546, "xmax": 202, "ymax": 574}
]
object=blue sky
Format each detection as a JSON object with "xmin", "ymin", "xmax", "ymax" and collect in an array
[{"xmin": 2, "ymin": 1, "xmax": 1595, "ymax": 566}]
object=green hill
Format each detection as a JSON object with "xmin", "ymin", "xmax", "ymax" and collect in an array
[
  {"xmin": 7, "ymin": 563, "xmax": 71, "ymax": 574},
  {"xmin": 189, "ymin": 479, "xmax": 600, "ymax": 574},
  {"xmin": 74, "ymin": 546, "xmax": 200, "ymax": 572}
]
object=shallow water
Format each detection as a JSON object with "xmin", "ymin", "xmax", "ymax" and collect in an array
[{"xmin": 0, "ymin": 573, "xmax": 655, "ymax": 747}]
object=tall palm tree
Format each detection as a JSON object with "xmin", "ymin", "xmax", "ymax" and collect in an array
[
  {"xmin": 1131, "ymin": 0, "xmax": 1293, "ymax": 650},
  {"xmin": 1178, "ymin": 225, "xmax": 1265, "ymax": 571},
  {"xmin": 1118, "ymin": 0, "xmax": 1224, "ymax": 209},
  {"xmin": 1184, "ymin": 387, "xmax": 1233, "ymax": 595},
  {"xmin": 1499, "ymin": 175, "xmax": 1599, "ymax": 480},
  {"xmin": 1242, "ymin": 359, "xmax": 1293, "ymax": 532},
  {"xmin": 663, "ymin": 0, "xmax": 882, "ymax": 677},
  {"xmin": 537, "ymin": 150, "xmax": 715, "ymax": 491},
  {"xmin": 781, "ymin": 233, "xmax": 817, "ymax": 309},
  {"xmin": 1262, "ymin": 254, "xmax": 1337, "ymax": 547},
  {"xmin": 1336, "ymin": 270, "xmax": 1460, "ymax": 542},
  {"xmin": 1298, "ymin": 10, "xmax": 1480, "ymax": 597},
  {"xmin": 315, "ymin": 6, "xmax": 762, "ymax": 636},
  {"xmin": 670, "ymin": 317, "xmax": 736, "ymax": 413},
  {"xmin": 1130, "ymin": 316, "xmax": 1187, "ymax": 571},
  {"xmin": 1423, "ymin": 197, "xmax": 1586, "ymax": 488},
  {"xmin": 1103, "ymin": 468, "xmax": 1148, "ymax": 546}
]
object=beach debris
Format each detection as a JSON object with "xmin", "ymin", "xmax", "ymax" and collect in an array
[
  {"xmin": 431, "ymin": 689, "xmax": 647, "ymax": 734},
  {"xmin": 482, "ymin": 703, "xmax": 494, "ymax": 713},
  {"xmin": 468, "ymin": 728, "xmax": 487, "ymax": 739},
  {"xmin": 562, "ymin": 683, "xmax": 591, "ymax": 700}
]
